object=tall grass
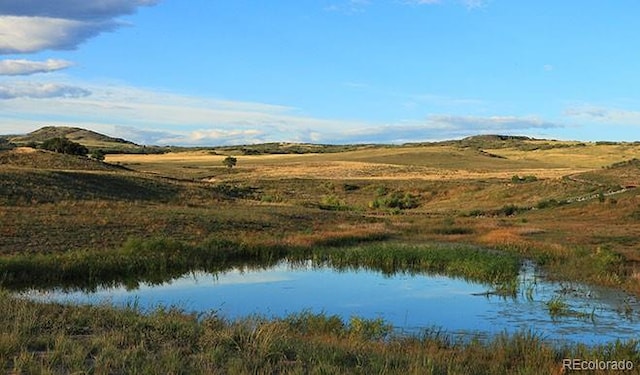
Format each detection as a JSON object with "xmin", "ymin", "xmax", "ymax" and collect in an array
[
  {"xmin": 1, "ymin": 292, "xmax": 637, "ymax": 374},
  {"xmin": 0, "ymin": 238, "xmax": 520, "ymax": 292}
]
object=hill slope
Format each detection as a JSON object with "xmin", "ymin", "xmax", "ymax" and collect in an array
[
  {"xmin": 0, "ymin": 147, "xmax": 124, "ymax": 171},
  {"xmin": 4, "ymin": 126, "xmax": 145, "ymax": 152}
]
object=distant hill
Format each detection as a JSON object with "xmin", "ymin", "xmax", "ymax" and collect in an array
[
  {"xmin": 410, "ymin": 134, "xmax": 592, "ymax": 152},
  {"xmin": 7, "ymin": 126, "xmax": 136, "ymax": 147}
]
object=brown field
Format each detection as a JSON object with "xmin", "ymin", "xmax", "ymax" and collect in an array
[{"xmin": 107, "ymin": 142, "xmax": 640, "ymax": 181}]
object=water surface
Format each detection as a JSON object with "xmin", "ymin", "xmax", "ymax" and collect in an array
[{"xmin": 22, "ymin": 260, "xmax": 640, "ymax": 345}]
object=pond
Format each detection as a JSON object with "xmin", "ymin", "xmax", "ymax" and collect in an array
[{"xmin": 20, "ymin": 260, "xmax": 640, "ymax": 346}]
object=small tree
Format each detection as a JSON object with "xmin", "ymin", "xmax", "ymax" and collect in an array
[
  {"xmin": 222, "ymin": 156, "xmax": 237, "ymax": 169},
  {"xmin": 40, "ymin": 137, "xmax": 88, "ymax": 156}
]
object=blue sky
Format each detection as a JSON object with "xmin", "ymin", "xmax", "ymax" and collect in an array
[{"xmin": 0, "ymin": 0, "xmax": 639, "ymax": 145}]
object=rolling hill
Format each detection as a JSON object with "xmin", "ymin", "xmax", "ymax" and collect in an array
[{"xmin": 2, "ymin": 126, "xmax": 146, "ymax": 152}]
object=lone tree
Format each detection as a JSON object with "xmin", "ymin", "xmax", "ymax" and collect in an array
[
  {"xmin": 222, "ymin": 155, "xmax": 237, "ymax": 169},
  {"xmin": 40, "ymin": 137, "xmax": 88, "ymax": 156}
]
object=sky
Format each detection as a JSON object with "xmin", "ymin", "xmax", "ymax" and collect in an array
[{"xmin": 0, "ymin": 0, "xmax": 639, "ymax": 146}]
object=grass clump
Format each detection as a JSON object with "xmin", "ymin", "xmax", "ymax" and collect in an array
[{"xmin": 546, "ymin": 297, "xmax": 569, "ymax": 317}]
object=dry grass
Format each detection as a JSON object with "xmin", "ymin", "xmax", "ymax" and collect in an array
[
  {"xmin": 107, "ymin": 144, "xmax": 612, "ymax": 181},
  {"xmin": 485, "ymin": 143, "xmax": 640, "ymax": 168}
]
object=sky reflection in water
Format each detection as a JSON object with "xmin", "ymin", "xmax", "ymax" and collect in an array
[{"xmin": 24, "ymin": 261, "xmax": 640, "ymax": 346}]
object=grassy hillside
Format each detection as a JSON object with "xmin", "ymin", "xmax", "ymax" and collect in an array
[
  {"xmin": 0, "ymin": 147, "xmax": 124, "ymax": 171},
  {"xmin": 4, "ymin": 126, "xmax": 150, "ymax": 153},
  {"xmin": 8, "ymin": 126, "xmax": 134, "ymax": 146}
]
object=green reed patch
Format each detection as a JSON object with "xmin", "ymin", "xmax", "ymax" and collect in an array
[
  {"xmin": 302, "ymin": 244, "xmax": 520, "ymax": 285},
  {"xmin": 0, "ymin": 238, "xmax": 519, "ymax": 292}
]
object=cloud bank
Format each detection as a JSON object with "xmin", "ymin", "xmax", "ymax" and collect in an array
[
  {"xmin": 0, "ymin": 82, "xmax": 91, "ymax": 99},
  {"xmin": 0, "ymin": 0, "xmax": 159, "ymax": 54},
  {"xmin": 565, "ymin": 106, "xmax": 640, "ymax": 126},
  {"xmin": 0, "ymin": 59, "xmax": 74, "ymax": 76},
  {"xmin": 0, "ymin": 80, "xmax": 565, "ymax": 145}
]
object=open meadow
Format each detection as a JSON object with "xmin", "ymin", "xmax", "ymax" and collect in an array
[{"xmin": 1, "ymin": 135, "xmax": 640, "ymax": 373}]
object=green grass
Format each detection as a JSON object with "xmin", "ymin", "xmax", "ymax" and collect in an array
[
  {"xmin": 1, "ymin": 292, "xmax": 638, "ymax": 374},
  {"xmin": 0, "ymin": 238, "xmax": 520, "ymax": 292}
]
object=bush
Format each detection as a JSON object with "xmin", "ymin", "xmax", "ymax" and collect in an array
[
  {"xmin": 536, "ymin": 199, "xmax": 568, "ymax": 209},
  {"xmin": 90, "ymin": 149, "xmax": 106, "ymax": 161},
  {"xmin": 319, "ymin": 195, "xmax": 349, "ymax": 211},
  {"xmin": 493, "ymin": 204, "xmax": 530, "ymax": 216},
  {"xmin": 369, "ymin": 191, "xmax": 419, "ymax": 210},
  {"xmin": 40, "ymin": 137, "xmax": 88, "ymax": 156}
]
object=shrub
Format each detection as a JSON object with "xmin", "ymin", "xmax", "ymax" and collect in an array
[
  {"xmin": 493, "ymin": 204, "xmax": 530, "ymax": 216},
  {"xmin": 90, "ymin": 149, "xmax": 106, "ymax": 161},
  {"xmin": 319, "ymin": 195, "xmax": 349, "ymax": 211},
  {"xmin": 369, "ymin": 191, "xmax": 419, "ymax": 210},
  {"xmin": 536, "ymin": 199, "xmax": 567, "ymax": 209},
  {"xmin": 40, "ymin": 137, "xmax": 88, "ymax": 156}
]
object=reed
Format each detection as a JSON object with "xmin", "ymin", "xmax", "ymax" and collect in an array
[{"xmin": 0, "ymin": 238, "xmax": 520, "ymax": 292}]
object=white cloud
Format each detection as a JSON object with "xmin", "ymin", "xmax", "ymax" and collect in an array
[
  {"xmin": 0, "ymin": 80, "xmax": 564, "ymax": 146},
  {"xmin": 0, "ymin": 16, "xmax": 117, "ymax": 54},
  {"xmin": 565, "ymin": 106, "xmax": 640, "ymax": 126},
  {"xmin": 0, "ymin": 1, "xmax": 158, "ymax": 54},
  {"xmin": 0, "ymin": 81, "xmax": 364, "ymax": 144},
  {"xmin": 0, "ymin": 59, "xmax": 74, "ymax": 76},
  {"xmin": 308, "ymin": 115, "xmax": 563, "ymax": 144},
  {"xmin": 426, "ymin": 115, "xmax": 559, "ymax": 131},
  {"xmin": 0, "ymin": 81, "xmax": 90, "ymax": 99}
]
